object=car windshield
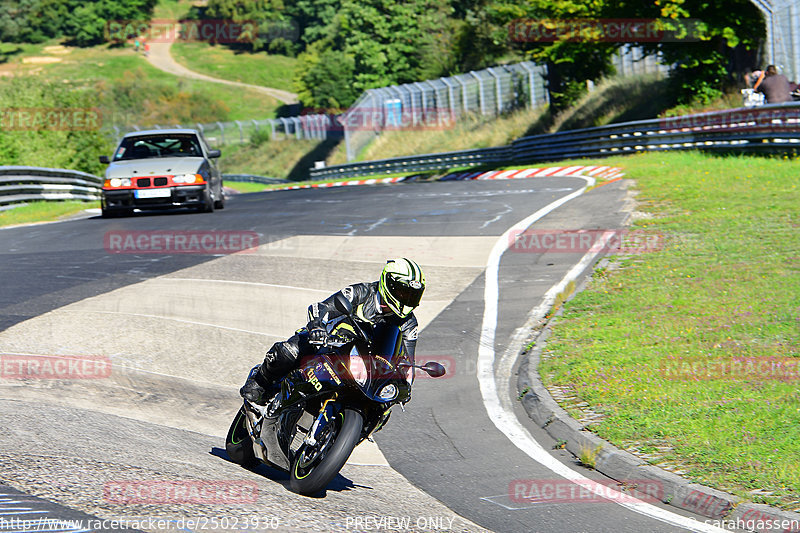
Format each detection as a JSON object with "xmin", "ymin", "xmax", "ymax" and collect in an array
[{"xmin": 114, "ymin": 134, "xmax": 202, "ymax": 161}]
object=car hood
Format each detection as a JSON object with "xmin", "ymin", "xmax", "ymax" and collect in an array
[{"xmin": 105, "ymin": 157, "xmax": 204, "ymax": 179}]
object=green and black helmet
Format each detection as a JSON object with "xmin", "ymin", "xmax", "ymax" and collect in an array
[{"xmin": 379, "ymin": 258, "xmax": 425, "ymax": 318}]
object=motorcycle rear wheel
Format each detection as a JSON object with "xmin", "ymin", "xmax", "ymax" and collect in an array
[
  {"xmin": 289, "ymin": 408, "xmax": 363, "ymax": 496},
  {"xmin": 225, "ymin": 406, "xmax": 259, "ymax": 469}
]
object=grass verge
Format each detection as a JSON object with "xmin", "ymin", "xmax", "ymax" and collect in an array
[
  {"xmin": 223, "ymin": 181, "xmax": 273, "ymax": 193},
  {"xmin": 170, "ymin": 42, "xmax": 296, "ymax": 93},
  {"xmin": 5, "ymin": 40, "xmax": 281, "ymax": 125},
  {"xmin": 0, "ymin": 201, "xmax": 99, "ymax": 228},
  {"xmin": 326, "ymin": 105, "xmax": 547, "ymax": 166},
  {"xmin": 538, "ymin": 151, "xmax": 800, "ymax": 509}
]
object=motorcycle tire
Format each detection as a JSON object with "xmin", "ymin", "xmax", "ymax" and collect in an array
[
  {"xmin": 225, "ymin": 406, "xmax": 259, "ymax": 469},
  {"xmin": 289, "ymin": 408, "xmax": 363, "ymax": 496}
]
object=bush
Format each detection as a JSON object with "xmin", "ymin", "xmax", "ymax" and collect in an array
[
  {"xmin": 96, "ymin": 69, "xmax": 230, "ymax": 127},
  {"xmin": 0, "ymin": 77, "xmax": 113, "ymax": 174},
  {"xmin": 249, "ymin": 127, "xmax": 271, "ymax": 146}
]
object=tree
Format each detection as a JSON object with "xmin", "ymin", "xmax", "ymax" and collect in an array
[
  {"xmin": 627, "ymin": 0, "xmax": 766, "ymax": 105},
  {"xmin": 480, "ymin": 0, "xmax": 767, "ymax": 110},
  {"xmin": 0, "ymin": 0, "xmax": 158, "ymax": 46},
  {"xmin": 203, "ymin": 0, "xmax": 288, "ymax": 51},
  {"xmin": 293, "ymin": 45, "xmax": 357, "ymax": 108}
]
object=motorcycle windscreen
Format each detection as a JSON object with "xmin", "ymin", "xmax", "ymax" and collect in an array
[
  {"xmin": 371, "ymin": 323, "xmax": 403, "ymax": 361},
  {"xmin": 369, "ymin": 323, "xmax": 413, "ymax": 385}
]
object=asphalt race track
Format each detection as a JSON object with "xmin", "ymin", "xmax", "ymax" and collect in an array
[{"xmin": 0, "ymin": 177, "xmax": 725, "ymax": 532}]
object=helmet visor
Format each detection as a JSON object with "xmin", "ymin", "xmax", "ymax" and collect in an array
[{"xmin": 386, "ymin": 275, "xmax": 423, "ymax": 308}]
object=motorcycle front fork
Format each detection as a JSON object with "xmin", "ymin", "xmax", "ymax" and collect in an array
[{"xmin": 305, "ymin": 396, "xmax": 338, "ymax": 447}]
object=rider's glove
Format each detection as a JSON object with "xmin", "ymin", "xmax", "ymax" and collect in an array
[{"xmin": 309, "ymin": 327, "xmax": 328, "ymax": 345}]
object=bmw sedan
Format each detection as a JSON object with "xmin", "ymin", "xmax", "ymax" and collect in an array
[{"xmin": 99, "ymin": 129, "xmax": 224, "ymax": 217}]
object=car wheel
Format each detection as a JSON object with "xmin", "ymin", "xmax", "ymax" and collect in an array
[
  {"xmin": 213, "ymin": 186, "xmax": 225, "ymax": 210},
  {"xmin": 199, "ymin": 188, "xmax": 214, "ymax": 213}
]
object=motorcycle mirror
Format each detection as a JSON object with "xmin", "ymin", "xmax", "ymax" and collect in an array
[
  {"xmin": 421, "ymin": 362, "xmax": 446, "ymax": 378},
  {"xmin": 333, "ymin": 293, "xmax": 353, "ymax": 315}
]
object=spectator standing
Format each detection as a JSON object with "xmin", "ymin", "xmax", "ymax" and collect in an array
[{"xmin": 754, "ymin": 65, "xmax": 792, "ymax": 103}]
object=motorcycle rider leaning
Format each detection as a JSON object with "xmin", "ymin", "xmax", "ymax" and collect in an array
[{"xmin": 240, "ymin": 257, "xmax": 425, "ymax": 405}]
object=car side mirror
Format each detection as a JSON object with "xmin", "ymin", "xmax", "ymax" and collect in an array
[
  {"xmin": 99, "ymin": 155, "xmax": 110, "ymax": 164},
  {"xmin": 333, "ymin": 293, "xmax": 353, "ymax": 315},
  {"xmin": 208, "ymin": 149, "xmax": 221, "ymax": 158}
]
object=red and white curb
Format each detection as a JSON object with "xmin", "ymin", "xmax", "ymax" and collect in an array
[
  {"xmin": 448, "ymin": 165, "xmax": 625, "ymax": 181},
  {"xmin": 265, "ymin": 166, "xmax": 624, "ymax": 193}
]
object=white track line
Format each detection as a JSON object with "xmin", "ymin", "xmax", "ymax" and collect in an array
[
  {"xmin": 164, "ymin": 278, "xmax": 333, "ymax": 292},
  {"xmin": 62, "ymin": 309, "xmax": 283, "ymax": 338},
  {"xmin": 476, "ymin": 174, "xmax": 724, "ymax": 533}
]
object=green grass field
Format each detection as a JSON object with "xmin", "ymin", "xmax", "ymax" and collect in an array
[
  {"xmin": 536, "ymin": 151, "xmax": 800, "ymax": 509},
  {"xmin": 220, "ymin": 138, "xmax": 332, "ymax": 180},
  {"xmin": 170, "ymin": 42, "xmax": 297, "ymax": 92},
  {"xmin": 326, "ymin": 106, "xmax": 547, "ymax": 166},
  {"xmin": 0, "ymin": 201, "xmax": 98, "ymax": 228},
  {"xmin": 4, "ymin": 40, "xmax": 281, "ymax": 125},
  {"xmin": 223, "ymin": 181, "xmax": 272, "ymax": 193}
]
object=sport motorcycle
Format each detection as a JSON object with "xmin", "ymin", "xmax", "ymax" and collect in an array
[{"xmin": 225, "ymin": 294, "xmax": 446, "ymax": 495}]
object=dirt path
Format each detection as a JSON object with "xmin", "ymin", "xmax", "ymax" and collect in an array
[{"xmin": 146, "ymin": 41, "xmax": 299, "ymax": 104}]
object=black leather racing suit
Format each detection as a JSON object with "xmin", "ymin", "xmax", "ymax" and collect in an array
[{"xmin": 258, "ymin": 281, "xmax": 419, "ymax": 384}]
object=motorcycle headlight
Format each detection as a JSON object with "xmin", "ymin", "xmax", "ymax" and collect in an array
[
  {"xmin": 349, "ymin": 355, "xmax": 368, "ymax": 386},
  {"xmin": 378, "ymin": 384, "xmax": 398, "ymax": 401}
]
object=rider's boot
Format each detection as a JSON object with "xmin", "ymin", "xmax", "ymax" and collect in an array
[
  {"xmin": 240, "ymin": 340, "xmax": 300, "ymax": 405},
  {"xmin": 240, "ymin": 365, "xmax": 279, "ymax": 405}
]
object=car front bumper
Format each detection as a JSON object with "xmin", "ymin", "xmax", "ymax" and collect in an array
[{"xmin": 102, "ymin": 185, "xmax": 206, "ymax": 210}]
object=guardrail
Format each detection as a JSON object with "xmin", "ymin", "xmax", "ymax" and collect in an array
[
  {"xmin": 311, "ymin": 102, "xmax": 800, "ymax": 180},
  {"xmin": 6, "ymin": 103, "xmax": 800, "ymax": 206},
  {"xmin": 0, "ymin": 166, "xmax": 103, "ymax": 207},
  {"xmin": 222, "ymin": 174, "xmax": 289, "ymax": 184},
  {"xmin": 309, "ymin": 146, "xmax": 512, "ymax": 180}
]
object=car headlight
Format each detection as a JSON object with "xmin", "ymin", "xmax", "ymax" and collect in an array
[
  {"xmin": 174, "ymin": 173, "xmax": 202, "ymax": 184},
  {"xmin": 107, "ymin": 178, "xmax": 131, "ymax": 188}
]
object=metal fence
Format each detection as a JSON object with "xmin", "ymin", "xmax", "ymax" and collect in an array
[
  {"xmin": 0, "ymin": 167, "xmax": 103, "ymax": 206},
  {"xmin": 110, "ymin": 116, "xmax": 333, "ymax": 148},
  {"xmin": 108, "ymin": 60, "xmax": 550, "ymax": 152},
  {"xmin": 341, "ymin": 61, "xmax": 549, "ymax": 162},
  {"xmin": 612, "ymin": 45, "xmax": 670, "ymax": 78},
  {"xmin": 755, "ymin": 0, "xmax": 800, "ymax": 84},
  {"xmin": 310, "ymin": 102, "xmax": 800, "ymax": 180},
  {"xmin": 108, "ymin": 47, "xmax": 669, "ymax": 156}
]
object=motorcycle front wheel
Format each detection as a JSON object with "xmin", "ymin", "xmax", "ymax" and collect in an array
[{"xmin": 289, "ymin": 407, "xmax": 363, "ymax": 496}]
